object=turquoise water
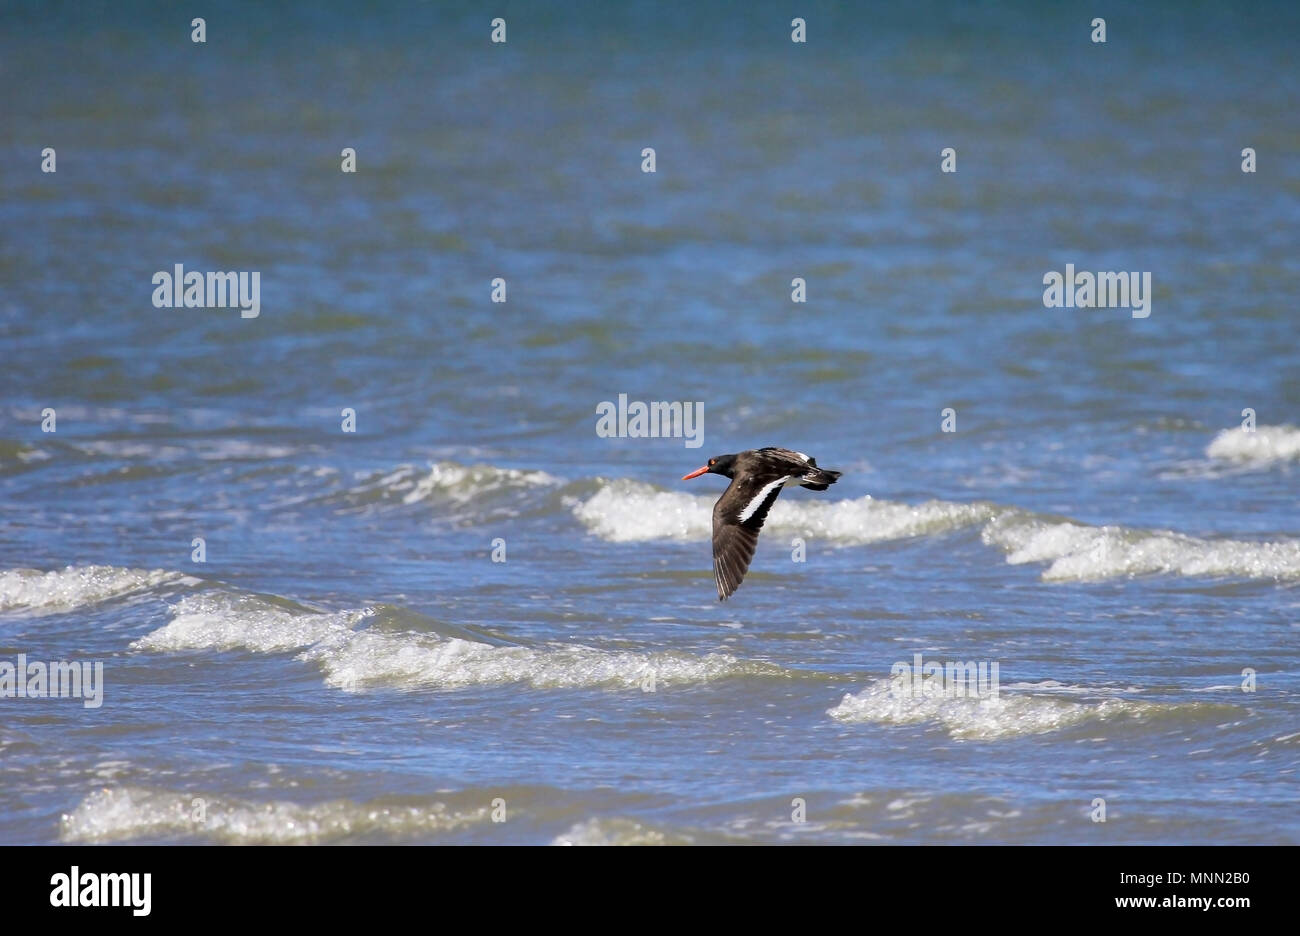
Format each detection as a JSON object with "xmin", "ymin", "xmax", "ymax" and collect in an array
[{"xmin": 2, "ymin": 1, "xmax": 1298, "ymax": 843}]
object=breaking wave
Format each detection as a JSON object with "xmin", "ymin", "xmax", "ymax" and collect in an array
[
  {"xmin": 551, "ymin": 817, "xmax": 690, "ymax": 846},
  {"xmin": 347, "ymin": 460, "xmax": 559, "ymax": 506},
  {"xmin": 0, "ymin": 566, "xmax": 196, "ymax": 616},
  {"xmin": 982, "ymin": 511, "xmax": 1300, "ymax": 582},
  {"xmin": 827, "ymin": 678, "xmax": 1224, "ymax": 741},
  {"xmin": 570, "ymin": 479, "xmax": 993, "ymax": 545},
  {"xmin": 573, "ymin": 480, "xmax": 1300, "ymax": 582},
  {"xmin": 1206, "ymin": 424, "xmax": 1300, "ymax": 467},
  {"xmin": 60, "ymin": 786, "xmax": 489, "ymax": 844},
  {"xmin": 132, "ymin": 592, "xmax": 791, "ymax": 692}
]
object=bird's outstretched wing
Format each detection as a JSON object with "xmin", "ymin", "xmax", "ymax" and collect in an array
[{"xmin": 711, "ymin": 475, "xmax": 787, "ymax": 601}]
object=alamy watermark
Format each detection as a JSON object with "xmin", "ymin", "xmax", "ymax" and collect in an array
[
  {"xmin": 595, "ymin": 393, "xmax": 704, "ymax": 448},
  {"xmin": 890, "ymin": 653, "xmax": 999, "ymax": 700},
  {"xmin": 50, "ymin": 867, "xmax": 150, "ymax": 916},
  {"xmin": 0, "ymin": 654, "xmax": 103, "ymax": 709},
  {"xmin": 152, "ymin": 264, "xmax": 260, "ymax": 318},
  {"xmin": 1043, "ymin": 264, "xmax": 1150, "ymax": 319}
]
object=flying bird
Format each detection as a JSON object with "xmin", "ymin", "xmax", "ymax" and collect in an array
[{"xmin": 681, "ymin": 447, "xmax": 841, "ymax": 601}]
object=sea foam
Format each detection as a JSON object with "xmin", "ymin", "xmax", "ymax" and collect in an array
[
  {"xmin": 0, "ymin": 566, "xmax": 194, "ymax": 616},
  {"xmin": 574, "ymin": 480, "xmax": 1300, "ymax": 582},
  {"xmin": 828, "ymin": 678, "xmax": 1175, "ymax": 741},
  {"xmin": 571, "ymin": 480, "xmax": 993, "ymax": 545},
  {"xmin": 133, "ymin": 592, "xmax": 789, "ymax": 692},
  {"xmin": 1206, "ymin": 424, "xmax": 1300, "ymax": 467},
  {"xmin": 61, "ymin": 786, "xmax": 488, "ymax": 844},
  {"xmin": 983, "ymin": 513, "xmax": 1300, "ymax": 582}
]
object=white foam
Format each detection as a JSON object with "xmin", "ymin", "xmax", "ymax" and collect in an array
[
  {"xmin": 333, "ymin": 461, "xmax": 560, "ymax": 511},
  {"xmin": 61, "ymin": 786, "xmax": 487, "ymax": 844},
  {"xmin": 15, "ymin": 446, "xmax": 51, "ymax": 463},
  {"xmin": 828, "ymin": 678, "xmax": 1146, "ymax": 740},
  {"xmin": 400, "ymin": 461, "xmax": 560, "ymax": 504},
  {"xmin": 982, "ymin": 514, "xmax": 1300, "ymax": 582},
  {"xmin": 134, "ymin": 592, "xmax": 784, "ymax": 691},
  {"xmin": 579, "ymin": 479, "xmax": 1300, "ymax": 582},
  {"xmin": 303, "ymin": 628, "xmax": 778, "ymax": 691},
  {"xmin": 785, "ymin": 496, "xmax": 995, "ymax": 544},
  {"xmin": 571, "ymin": 481, "xmax": 708, "ymax": 541},
  {"xmin": 572, "ymin": 480, "xmax": 992, "ymax": 545},
  {"xmin": 131, "ymin": 594, "xmax": 372, "ymax": 654},
  {"xmin": 1207, "ymin": 424, "xmax": 1300, "ymax": 466},
  {"xmin": 0, "ymin": 566, "xmax": 193, "ymax": 615},
  {"xmin": 551, "ymin": 817, "xmax": 685, "ymax": 846}
]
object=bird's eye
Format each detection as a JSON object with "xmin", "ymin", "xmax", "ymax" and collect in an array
[{"xmin": 708, "ymin": 458, "xmax": 715, "ymax": 465}]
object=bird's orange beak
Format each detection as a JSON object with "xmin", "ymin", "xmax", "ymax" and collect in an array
[{"xmin": 681, "ymin": 465, "xmax": 709, "ymax": 480}]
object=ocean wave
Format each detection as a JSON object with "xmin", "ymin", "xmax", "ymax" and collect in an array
[
  {"xmin": 982, "ymin": 513, "xmax": 1300, "ymax": 582},
  {"xmin": 60, "ymin": 786, "xmax": 489, "ymax": 844},
  {"xmin": 551, "ymin": 817, "xmax": 690, "ymax": 845},
  {"xmin": 133, "ymin": 592, "xmax": 789, "ymax": 691},
  {"xmin": 401, "ymin": 461, "xmax": 560, "ymax": 504},
  {"xmin": 1206, "ymin": 424, "xmax": 1300, "ymax": 466},
  {"xmin": 131, "ymin": 594, "xmax": 371, "ymax": 654},
  {"xmin": 827, "ymin": 678, "xmax": 1181, "ymax": 741},
  {"xmin": 571, "ymin": 480, "xmax": 993, "ymax": 545},
  {"xmin": 0, "ymin": 566, "xmax": 195, "ymax": 616},
  {"xmin": 320, "ymin": 460, "xmax": 560, "ymax": 512},
  {"xmin": 303, "ymin": 628, "xmax": 784, "ymax": 692},
  {"xmin": 573, "ymin": 478, "xmax": 1300, "ymax": 582}
]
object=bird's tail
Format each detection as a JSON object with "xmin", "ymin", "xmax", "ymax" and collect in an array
[{"xmin": 798, "ymin": 467, "xmax": 841, "ymax": 491}]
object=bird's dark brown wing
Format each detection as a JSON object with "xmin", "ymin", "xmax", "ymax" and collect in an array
[
  {"xmin": 755, "ymin": 446, "xmax": 811, "ymax": 468},
  {"xmin": 711, "ymin": 475, "xmax": 787, "ymax": 601}
]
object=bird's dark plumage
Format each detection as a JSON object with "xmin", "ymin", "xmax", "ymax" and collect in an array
[{"xmin": 681, "ymin": 447, "xmax": 841, "ymax": 600}]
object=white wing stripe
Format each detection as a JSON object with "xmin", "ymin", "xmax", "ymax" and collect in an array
[{"xmin": 737, "ymin": 476, "xmax": 787, "ymax": 523}]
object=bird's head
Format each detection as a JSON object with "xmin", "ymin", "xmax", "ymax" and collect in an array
[{"xmin": 681, "ymin": 453, "xmax": 737, "ymax": 481}]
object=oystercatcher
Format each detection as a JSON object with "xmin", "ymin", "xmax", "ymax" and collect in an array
[{"xmin": 681, "ymin": 447, "xmax": 841, "ymax": 601}]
